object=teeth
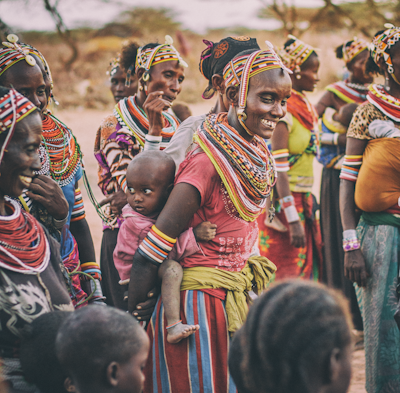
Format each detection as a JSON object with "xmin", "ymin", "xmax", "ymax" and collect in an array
[
  {"xmin": 19, "ymin": 176, "xmax": 32, "ymax": 185},
  {"xmin": 261, "ymin": 119, "xmax": 276, "ymax": 128}
]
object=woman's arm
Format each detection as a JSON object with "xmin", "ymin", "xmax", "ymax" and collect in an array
[
  {"xmin": 128, "ymin": 182, "xmax": 201, "ymax": 313},
  {"xmin": 271, "ymin": 122, "xmax": 305, "ymax": 248},
  {"xmin": 339, "ymin": 137, "xmax": 368, "ymax": 287},
  {"xmin": 314, "ymin": 91, "xmax": 334, "ymax": 117}
]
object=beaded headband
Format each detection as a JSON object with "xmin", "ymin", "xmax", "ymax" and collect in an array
[
  {"xmin": 371, "ymin": 23, "xmax": 400, "ymax": 74},
  {"xmin": 278, "ymin": 35, "xmax": 316, "ymax": 73},
  {"xmin": 108, "ymin": 56, "xmax": 120, "ymax": 77},
  {"xmin": 223, "ymin": 43, "xmax": 291, "ymax": 135},
  {"xmin": 342, "ymin": 38, "xmax": 369, "ymax": 64},
  {"xmin": 0, "ymin": 88, "xmax": 36, "ymax": 164},
  {"xmin": 0, "ymin": 34, "xmax": 36, "ymax": 77},
  {"xmin": 131, "ymin": 35, "xmax": 188, "ymax": 86}
]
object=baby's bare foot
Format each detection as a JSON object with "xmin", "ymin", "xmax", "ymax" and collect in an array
[{"xmin": 167, "ymin": 322, "xmax": 199, "ymax": 344}]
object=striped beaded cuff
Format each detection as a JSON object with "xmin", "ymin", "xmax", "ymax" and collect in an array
[
  {"xmin": 70, "ymin": 188, "xmax": 86, "ymax": 222},
  {"xmin": 342, "ymin": 229, "xmax": 360, "ymax": 252},
  {"xmin": 80, "ymin": 262, "xmax": 102, "ymax": 281},
  {"xmin": 144, "ymin": 134, "xmax": 163, "ymax": 151},
  {"xmin": 272, "ymin": 149, "xmax": 290, "ymax": 172},
  {"xmin": 116, "ymin": 175, "xmax": 128, "ymax": 194},
  {"xmin": 138, "ymin": 225, "xmax": 177, "ymax": 266},
  {"xmin": 339, "ymin": 155, "xmax": 363, "ymax": 182}
]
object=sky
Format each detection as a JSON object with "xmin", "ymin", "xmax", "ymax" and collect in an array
[{"xmin": 0, "ymin": 0, "xmax": 325, "ymax": 34}]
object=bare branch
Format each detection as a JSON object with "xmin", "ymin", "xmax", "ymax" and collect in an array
[{"xmin": 43, "ymin": 0, "xmax": 78, "ymax": 69}]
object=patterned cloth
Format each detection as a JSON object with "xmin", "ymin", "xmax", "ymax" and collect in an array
[
  {"xmin": 258, "ymin": 192, "xmax": 322, "ymax": 280},
  {"xmin": 354, "ymin": 218, "xmax": 400, "ymax": 393}
]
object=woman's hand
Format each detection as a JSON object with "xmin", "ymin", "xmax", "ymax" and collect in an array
[
  {"xmin": 288, "ymin": 221, "xmax": 306, "ymax": 248},
  {"xmin": 99, "ymin": 189, "xmax": 127, "ymax": 216},
  {"xmin": 27, "ymin": 175, "xmax": 69, "ymax": 220},
  {"xmin": 131, "ymin": 287, "xmax": 159, "ymax": 322},
  {"xmin": 344, "ymin": 249, "xmax": 368, "ymax": 287},
  {"xmin": 143, "ymin": 91, "xmax": 172, "ymax": 136},
  {"xmin": 193, "ymin": 221, "xmax": 217, "ymax": 241}
]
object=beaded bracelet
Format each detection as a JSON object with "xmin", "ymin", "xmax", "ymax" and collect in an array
[
  {"xmin": 342, "ymin": 229, "xmax": 360, "ymax": 252},
  {"xmin": 166, "ymin": 320, "xmax": 182, "ymax": 330},
  {"xmin": 280, "ymin": 195, "xmax": 300, "ymax": 223},
  {"xmin": 138, "ymin": 225, "xmax": 177, "ymax": 265},
  {"xmin": 342, "ymin": 238, "xmax": 360, "ymax": 252},
  {"xmin": 80, "ymin": 262, "xmax": 102, "ymax": 281}
]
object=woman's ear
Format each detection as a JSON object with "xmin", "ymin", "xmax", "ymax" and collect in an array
[
  {"xmin": 136, "ymin": 68, "xmax": 145, "ymax": 81},
  {"xmin": 211, "ymin": 74, "xmax": 226, "ymax": 95},
  {"xmin": 106, "ymin": 361, "xmax": 119, "ymax": 387},
  {"xmin": 378, "ymin": 57, "xmax": 388, "ymax": 77},
  {"xmin": 327, "ymin": 347, "xmax": 341, "ymax": 385},
  {"xmin": 226, "ymin": 85, "xmax": 239, "ymax": 107}
]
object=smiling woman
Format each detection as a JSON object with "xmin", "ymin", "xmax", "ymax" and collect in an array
[
  {"xmin": 0, "ymin": 87, "xmax": 72, "ymax": 393},
  {"xmin": 94, "ymin": 35, "xmax": 187, "ymax": 310},
  {"xmin": 124, "ymin": 46, "xmax": 289, "ymax": 393},
  {"xmin": 258, "ymin": 35, "xmax": 323, "ymax": 281}
]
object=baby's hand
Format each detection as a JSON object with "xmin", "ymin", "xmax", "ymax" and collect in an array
[{"xmin": 193, "ymin": 221, "xmax": 217, "ymax": 242}]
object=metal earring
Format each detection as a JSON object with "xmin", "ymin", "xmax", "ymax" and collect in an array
[
  {"xmin": 139, "ymin": 85, "xmax": 143, "ymax": 91},
  {"xmin": 385, "ymin": 75, "xmax": 390, "ymax": 92},
  {"xmin": 296, "ymin": 73, "xmax": 301, "ymax": 80}
]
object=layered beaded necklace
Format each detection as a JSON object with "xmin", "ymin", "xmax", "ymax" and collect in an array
[
  {"xmin": 326, "ymin": 80, "xmax": 368, "ymax": 104},
  {"xmin": 40, "ymin": 114, "xmax": 82, "ymax": 186},
  {"xmin": 0, "ymin": 198, "xmax": 50, "ymax": 274},
  {"xmin": 367, "ymin": 84, "xmax": 400, "ymax": 122},
  {"xmin": 114, "ymin": 95, "xmax": 179, "ymax": 149},
  {"xmin": 194, "ymin": 113, "xmax": 276, "ymax": 222}
]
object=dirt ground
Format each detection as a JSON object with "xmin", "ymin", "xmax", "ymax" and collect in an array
[{"xmin": 58, "ymin": 104, "xmax": 366, "ymax": 393}]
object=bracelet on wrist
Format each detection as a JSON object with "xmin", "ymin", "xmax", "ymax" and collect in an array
[
  {"xmin": 342, "ymin": 238, "xmax": 360, "ymax": 252},
  {"xmin": 283, "ymin": 205, "xmax": 300, "ymax": 223},
  {"xmin": 52, "ymin": 215, "xmax": 68, "ymax": 229}
]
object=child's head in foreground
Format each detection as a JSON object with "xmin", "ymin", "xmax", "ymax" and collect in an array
[
  {"xmin": 125, "ymin": 151, "xmax": 176, "ymax": 216},
  {"xmin": 229, "ymin": 280, "xmax": 353, "ymax": 393},
  {"xmin": 56, "ymin": 305, "xmax": 149, "ymax": 393},
  {"xmin": 20, "ymin": 311, "xmax": 74, "ymax": 393}
]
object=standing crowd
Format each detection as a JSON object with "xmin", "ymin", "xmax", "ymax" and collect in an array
[{"xmin": 0, "ymin": 22, "xmax": 399, "ymax": 393}]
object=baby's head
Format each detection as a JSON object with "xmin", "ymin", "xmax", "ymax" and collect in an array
[
  {"xmin": 229, "ymin": 281, "xmax": 353, "ymax": 393},
  {"xmin": 126, "ymin": 151, "xmax": 176, "ymax": 216},
  {"xmin": 20, "ymin": 311, "xmax": 74, "ymax": 393},
  {"xmin": 56, "ymin": 305, "xmax": 149, "ymax": 393}
]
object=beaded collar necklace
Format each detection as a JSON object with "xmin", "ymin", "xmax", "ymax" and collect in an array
[
  {"xmin": 114, "ymin": 95, "xmax": 180, "ymax": 148},
  {"xmin": 40, "ymin": 114, "xmax": 82, "ymax": 187},
  {"xmin": 367, "ymin": 84, "xmax": 400, "ymax": 122},
  {"xmin": 194, "ymin": 113, "xmax": 276, "ymax": 222},
  {"xmin": 0, "ymin": 198, "xmax": 50, "ymax": 274}
]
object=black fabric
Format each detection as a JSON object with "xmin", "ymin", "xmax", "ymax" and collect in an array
[
  {"xmin": 100, "ymin": 228, "xmax": 127, "ymax": 310},
  {"xmin": 199, "ymin": 36, "xmax": 260, "ymax": 99},
  {"xmin": 320, "ymin": 167, "xmax": 363, "ymax": 330}
]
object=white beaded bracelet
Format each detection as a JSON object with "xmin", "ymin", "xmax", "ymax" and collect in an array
[{"xmin": 283, "ymin": 205, "xmax": 300, "ymax": 223}]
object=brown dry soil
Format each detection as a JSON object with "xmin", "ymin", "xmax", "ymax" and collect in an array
[{"xmin": 59, "ymin": 104, "xmax": 366, "ymax": 393}]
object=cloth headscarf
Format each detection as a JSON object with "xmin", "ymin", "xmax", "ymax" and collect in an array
[
  {"xmin": 0, "ymin": 34, "xmax": 37, "ymax": 77},
  {"xmin": 131, "ymin": 35, "xmax": 187, "ymax": 86},
  {"xmin": 0, "ymin": 88, "xmax": 36, "ymax": 164},
  {"xmin": 199, "ymin": 36, "xmax": 260, "ymax": 99},
  {"xmin": 371, "ymin": 23, "xmax": 400, "ymax": 74},
  {"xmin": 278, "ymin": 35, "xmax": 316, "ymax": 73},
  {"xmin": 223, "ymin": 43, "xmax": 292, "ymax": 136},
  {"xmin": 342, "ymin": 38, "xmax": 369, "ymax": 64}
]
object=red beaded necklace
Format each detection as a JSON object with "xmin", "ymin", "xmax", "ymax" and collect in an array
[{"xmin": 0, "ymin": 198, "xmax": 49, "ymax": 274}]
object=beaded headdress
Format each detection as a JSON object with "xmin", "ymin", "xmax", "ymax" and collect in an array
[
  {"xmin": 223, "ymin": 43, "xmax": 292, "ymax": 135},
  {"xmin": 342, "ymin": 38, "xmax": 369, "ymax": 64},
  {"xmin": 371, "ymin": 23, "xmax": 400, "ymax": 74},
  {"xmin": 0, "ymin": 88, "xmax": 36, "ymax": 164},
  {"xmin": 108, "ymin": 56, "xmax": 120, "ymax": 77},
  {"xmin": 131, "ymin": 35, "xmax": 188, "ymax": 86},
  {"xmin": 0, "ymin": 34, "xmax": 36, "ymax": 77},
  {"xmin": 278, "ymin": 35, "xmax": 316, "ymax": 73},
  {"xmin": 199, "ymin": 36, "xmax": 260, "ymax": 99}
]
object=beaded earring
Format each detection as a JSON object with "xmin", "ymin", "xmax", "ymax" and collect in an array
[
  {"xmin": 385, "ymin": 75, "xmax": 391, "ymax": 92},
  {"xmin": 296, "ymin": 73, "xmax": 301, "ymax": 80}
]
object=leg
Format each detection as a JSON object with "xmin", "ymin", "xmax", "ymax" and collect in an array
[{"xmin": 159, "ymin": 260, "xmax": 199, "ymax": 344}]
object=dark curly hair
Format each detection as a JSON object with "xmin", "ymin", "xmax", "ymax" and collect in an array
[
  {"xmin": 229, "ymin": 280, "xmax": 352, "ymax": 393},
  {"xmin": 119, "ymin": 41, "xmax": 140, "ymax": 73}
]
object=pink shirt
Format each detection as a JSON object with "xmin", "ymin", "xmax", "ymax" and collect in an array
[
  {"xmin": 114, "ymin": 205, "xmax": 199, "ymax": 282},
  {"xmin": 175, "ymin": 150, "xmax": 259, "ymax": 273}
]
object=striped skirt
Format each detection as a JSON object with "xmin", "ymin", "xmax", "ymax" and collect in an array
[{"xmin": 144, "ymin": 290, "xmax": 236, "ymax": 393}]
